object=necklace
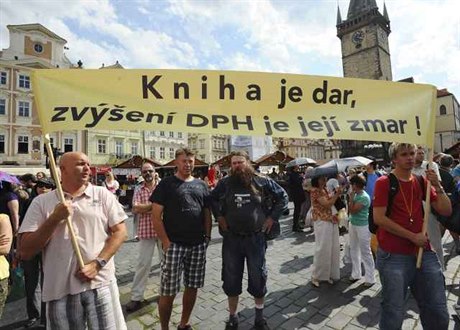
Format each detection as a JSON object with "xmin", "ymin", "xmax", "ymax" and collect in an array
[{"xmin": 397, "ymin": 176, "xmax": 414, "ymax": 224}]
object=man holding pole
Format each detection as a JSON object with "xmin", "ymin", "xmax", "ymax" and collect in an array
[
  {"xmin": 18, "ymin": 152, "xmax": 128, "ymax": 330},
  {"xmin": 373, "ymin": 143, "xmax": 452, "ymax": 330}
]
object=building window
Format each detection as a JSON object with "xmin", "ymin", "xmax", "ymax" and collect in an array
[
  {"xmin": 18, "ymin": 101, "xmax": 30, "ymax": 117},
  {"xmin": 18, "ymin": 75, "xmax": 30, "ymax": 89},
  {"xmin": 64, "ymin": 138, "xmax": 73, "ymax": 152},
  {"xmin": 160, "ymin": 131, "xmax": 165, "ymax": 137},
  {"xmin": 178, "ymin": 132, "xmax": 182, "ymax": 139},
  {"xmin": 0, "ymin": 135, "xmax": 4, "ymax": 153},
  {"xmin": 97, "ymin": 139, "xmax": 106, "ymax": 154},
  {"xmin": 169, "ymin": 131, "xmax": 174, "ymax": 138},
  {"xmin": 0, "ymin": 72, "xmax": 7, "ymax": 85},
  {"xmin": 199, "ymin": 139, "xmax": 205, "ymax": 149},
  {"xmin": 34, "ymin": 43, "xmax": 44, "ymax": 53},
  {"xmin": 169, "ymin": 147, "xmax": 174, "ymax": 159},
  {"xmin": 149, "ymin": 145, "xmax": 156, "ymax": 159},
  {"xmin": 0, "ymin": 99, "xmax": 5, "ymax": 115},
  {"xmin": 131, "ymin": 142, "xmax": 138, "ymax": 155},
  {"xmin": 440, "ymin": 105, "xmax": 447, "ymax": 116},
  {"xmin": 115, "ymin": 141, "xmax": 123, "ymax": 156},
  {"xmin": 190, "ymin": 141, "xmax": 196, "ymax": 149},
  {"xmin": 17, "ymin": 135, "xmax": 28, "ymax": 154},
  {"xmin": 160, "ymin": 147, "xmax": 165, "ymax": 159}
]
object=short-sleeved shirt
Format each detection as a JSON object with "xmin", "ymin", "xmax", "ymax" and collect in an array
[
  {"xmin": 19, "ymin": 183, "xmax": 128, "ymax": 302},
  {"xmin": 373, "ymin": 175, "xmax": 437, "ymax": 255},
  {"xmin": 349, "ymin": 191, "xmax": 370, "ymax": 226},
  {"xmin": 0, "ymin": 191, "xmax": 18, "ymax": 218},
  {"xmin": 310, "ymin": 188, "xmax": 334, "ymax": 222},
  {"xmin": 150, "ymin": 176, "xmax": 210, "ymax": 246},
  {"xmin": 132, "ymin": 183, "xmax": 157, "ymax": 239},
  {"xmin": 364, "ymin": 173, "xmax": 379, "ymax": 199}
]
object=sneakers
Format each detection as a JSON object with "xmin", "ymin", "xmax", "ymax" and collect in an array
[
  {"xmin": 125, "ymin": 300, "xmax": 142, "ymax": 313},
  {"xmin": 25, "ymin": 318, "xmax": 39, "ymax": 328},
  {"xmin": 254, "ymin": 319, "xmax": 270, "ymax": 330},
  {"xmin": 225, "ymin": 315, "xmax": 239, "ymax": 330},
  {"xmin": 363, "ymin": 282, "xmax": 375, "ymax": 287}
]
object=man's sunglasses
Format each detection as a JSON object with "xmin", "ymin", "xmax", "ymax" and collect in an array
[
  {"xmin": 142, "ymin": 170, "xmax": 154, "ymax": 174},
  {"xmin": 37, "ymin": 183, "xmax": 54, "ymax": 189}
]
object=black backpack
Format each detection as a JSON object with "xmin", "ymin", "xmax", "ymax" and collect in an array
[{"xmin": 368, "ymin": 173, "xmax": 424, "ymax": 234}]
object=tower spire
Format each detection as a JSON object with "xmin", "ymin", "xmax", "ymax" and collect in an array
[
  {"xmin": 336, "ymin": 5, "xmax": 342, "ymax": 25},
  {"xmin": 347, "ymin": 0, "xmax": 378, "ymax": 19},
  {"xmin": 383, "ymin": 2, "xmax": 390, "ymax": 21}
]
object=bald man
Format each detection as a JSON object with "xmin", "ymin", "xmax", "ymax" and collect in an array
[{"xmin": 18, "ymin": 152, "xmax": 128, "ymax": 330}]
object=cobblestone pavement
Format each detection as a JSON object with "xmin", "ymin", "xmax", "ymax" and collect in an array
[{"xmin": 2, "ymin": 204, "xmax": 460, "ymax": 329}]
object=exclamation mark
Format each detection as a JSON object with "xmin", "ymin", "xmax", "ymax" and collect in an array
[{"xmin": 415, "ymin": 116, "xmax": 421, "ymax": 136}]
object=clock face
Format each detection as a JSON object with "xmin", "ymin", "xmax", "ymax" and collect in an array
[
  {"xmin": 34, "ymin": 43, "xmax": 43, "ymax": 53},
  {"xmin": 352, "ymin": 31, "xmax": 365, "ymax": 44}
]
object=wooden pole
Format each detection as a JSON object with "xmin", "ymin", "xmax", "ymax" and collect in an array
[
  {"xmin": 44, "ymin": 134, "xmax": 85, "ymax": 269},
  {"xmin": 416, "ymin": 148, "xmax": 434, "ymax": 269}
]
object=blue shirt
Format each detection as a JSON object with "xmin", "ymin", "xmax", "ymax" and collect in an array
[{"xmin": 365, "ymin": 172, "xmax": 379, "ymax": 199}]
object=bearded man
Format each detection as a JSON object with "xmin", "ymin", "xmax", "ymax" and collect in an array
[{"xmin": 210, "ymin": 151, "xmax": 288, "ymax": 330}]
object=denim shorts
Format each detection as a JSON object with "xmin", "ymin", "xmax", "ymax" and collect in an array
[{"xmin": 221, "ymin": 231, "xmax": 267, "ymax": 298}]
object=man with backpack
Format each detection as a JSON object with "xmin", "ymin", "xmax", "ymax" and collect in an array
[
  {"xmin": 373, "ymin": 143, "xmax": 452, "ymax": 330},
  {"xmin": 210, "ymin": 151, "xmax": 288, "ymax": 330}
]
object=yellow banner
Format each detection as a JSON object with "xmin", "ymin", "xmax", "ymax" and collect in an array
[{"xmin": 32, "ymin": 69, "xmax": 436, "ymax": 146}]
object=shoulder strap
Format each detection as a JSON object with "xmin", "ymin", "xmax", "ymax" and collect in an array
[
  {"xmin": 414, "ymin": 174, "xmax": 425, "ymax": 196},
  {"xmin": 386, "ymin": 173, "xmax": 399, "ymax": 217}
]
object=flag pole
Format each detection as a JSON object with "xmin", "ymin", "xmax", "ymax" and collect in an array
[
  {"xmin": 44, "ymin": 134, "xmax": 85, "ymax": 269},
  {"xmin": 416, "ymin": 148, "xmax": 434, "ymax": 269}
]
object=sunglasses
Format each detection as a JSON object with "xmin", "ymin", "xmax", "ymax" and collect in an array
[
  {"xmin": 142, "ymin": 170, "xmax": 154, "ymax": 174},
  {"xmin": 37, "ymin": 183, "xmax": 54, "ymax": 189}
]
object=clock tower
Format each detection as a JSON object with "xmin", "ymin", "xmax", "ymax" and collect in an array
[{"xmin": 337, "ymin": 0, "xmax": 392, "ymax": 81}]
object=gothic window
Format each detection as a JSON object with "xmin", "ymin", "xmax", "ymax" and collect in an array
[{"xmin": 440, "ymin": 105, "xmax": 447, "ymax": 116}]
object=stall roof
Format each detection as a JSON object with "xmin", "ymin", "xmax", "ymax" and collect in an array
[
  {"xmin": 161, "ymin": 157, "xmax": 208, "ymax": 168},
  {"xmin": 255, "ymin": 151, "xmax": 294, "ymax": 166},
  {"xmin": 445, "ymin": 141, "xmax": 460, "ymax": 158},
  {"xmin": 115, "ymin": 155, "xmax": 162, "ymax": 168}
]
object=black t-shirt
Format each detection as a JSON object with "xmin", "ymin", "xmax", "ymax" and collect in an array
[{"xmin": 150, "ymin": 175, "xmax": 210, "ymax": 245}]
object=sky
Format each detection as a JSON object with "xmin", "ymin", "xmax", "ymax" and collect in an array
[{"xmin": 0, "ymin": 0, "xmax": 459, "ymax": 98}]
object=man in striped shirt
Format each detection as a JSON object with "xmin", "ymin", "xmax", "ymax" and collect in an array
[{"xmin": 126, "ymin": 162, "xmax": 161, "ymax": 312}]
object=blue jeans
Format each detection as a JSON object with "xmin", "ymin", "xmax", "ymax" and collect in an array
[
  {"xmin": 221, "ymin": 231, "xmax": 267, "ymax": 298},
  {"xmin": 376, "ymin": 248, "xmax": 448, "ymax": 330}
]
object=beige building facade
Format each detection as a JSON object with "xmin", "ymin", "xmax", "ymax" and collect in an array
[
  {"xmin": 188, "ymin": 133, "xmax": 229, "ymax": 164},
  {"xmin": 0, "ymin": 24, "xmax": 83, "ymax": 167},
  {"xmin": 435, "ymin": 89, "xmax": 460, "ymax": 153}
]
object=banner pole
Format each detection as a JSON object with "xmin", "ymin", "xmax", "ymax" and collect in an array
[
  {"xmin": 44, "ymin": 134, "xmax": 85, "ymax": 269},
  {"xmin": 416, "ymin": 148, "xmax": 434, "ymax": 269}
]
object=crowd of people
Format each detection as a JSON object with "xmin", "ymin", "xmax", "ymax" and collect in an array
[{"xmin": 0, "ymin": 144, "xmax": 459, "ymax": 329}]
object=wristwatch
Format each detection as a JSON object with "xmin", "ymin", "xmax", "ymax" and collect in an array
[{"xmin": 95, "ymin": 257, "xmax": 108, "ymax": 269}]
